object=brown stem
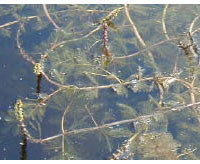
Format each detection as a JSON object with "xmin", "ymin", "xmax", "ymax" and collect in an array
[
  {"xmin": 114, "ymin": 37, "xmax": 181, "ymax": 60},
  {"xmin": 42, "ymin": 4, "xmax": 62, "ymax": 31},
  {"xmin": 124, "ymin": 4, "xmax": 158, "ymax": 71},
  {"xmin": 37, "ymin": 101, "xmax": 200, "ymax": 143},
  {"xmin": 0, "ymin": 9, "xmax": 71, "ymax": 30},
  {"xmin": 162, "ymin": 4, "xmax": 170, "ymax": 40},
  {"xmin": 16, "ymin": 23, "xmax": 36, "ymax": 65},
  {"xmin": 85, "ymin": 104, "xmax": 98, "ymax": 127},
  {"xmin": 30, "ymin": 88, "xmax": 63, "ymax": 116},
  {"xmin": 0, "ymin": 16, "xmax": 37, "ymax": 29},
  {"xmin": 61, "ymin": 101, "xmax": 73, "ymax": 157},
  {"xmin": 189, "ymin": 16, "xmax": 200, "ymax": 33}
]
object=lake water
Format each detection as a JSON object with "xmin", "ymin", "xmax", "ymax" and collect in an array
[{"xmin": 1, "ymin": 4, "xmax": 200, "ymax": 160}]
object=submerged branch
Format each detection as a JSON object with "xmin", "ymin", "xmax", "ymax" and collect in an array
[
  {"xmin": 85, "ymin": 104, "xmax": 98, "ymax": 127},
  {"xmin": 61, "ymin": 101, "xmax": 73, "ymax": 157},
  {"xmin": 124, "ymin": 4, "xmax": 158, "ymax": 71},
  {"xmin": 114, "ymin": 36, "xmax": 181, "ymax": 60},
  {"xmin": 49, "ymin": 26, "xmax": 101, "ymax": 51},
  {"xmin": 0, "ymin": 9, "xmax": 70, "ymax": 30},
  {"xmin": 42, "ymin": 4, "xmax": 62, "ymax": 31},
  {"xmin": 16, "ymin": 23, "xmax": 36, "ymax": 65},
  {"xmin": 162, "ymin": 4, "xmax": 170, "ymax": 40},
  {"xmin": 30, "ymin": 87, "xmax": 63, "ymax": 116},
  {"xmin": 124, "ymin": 4, "xmax": 146, "ymax": 48},
  {"xmin": 37, "ymin": 101, "xmax": 200, "ymax": 143},
  {"xmin": 0, "ymin": 16, "xmax": 37, "ymax": 29},
  {"xmin": 189, "ymin": 15, "xmax": 200, "ymax": 33}
]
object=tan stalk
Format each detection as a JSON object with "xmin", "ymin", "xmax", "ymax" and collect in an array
[{"xmin": 162, "ymin": 5, "xmax": 170, "ymax": 40}]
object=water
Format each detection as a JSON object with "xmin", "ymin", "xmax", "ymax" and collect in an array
[
  {"xmin": 1, "ymin": 4, "xmax": 200, "ymax": 160},
  {"xmin": 0, "ymin": 28, "xmax": 40, "ymax": 159}
]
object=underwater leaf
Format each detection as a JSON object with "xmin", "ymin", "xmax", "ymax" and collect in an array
[
  {"xmin": 0, "ymin": 28, "xmax": 12, "ymax": 38},
  {"xmin": 84, "ymin": 89, "xmax": 99, "ymax": 100},
  {"xmin": 4, "ymin": 4, "xmax": 200, "ymax": 160},
  {"xmin": 137, "ymin": 132, "xmax": 181, "ymax": 160},
  {"xmin": 112, "ymin": 84, "xmax": 128, "ymax": 97},
  {"xmin": 84, "ymin": 72, "xmax": 99, "ymax": 85},
  {"xmin": 105, "ymin": 128, "xmax": 133, "ymax": 138},
  {"xmin": 133, "ymin": 112, "xmax": 168, "ymax": 133},
  {"xmin": 117, "ymin": 103, "xmax": 137, "ymax": 119},
  {"xmin": 149, "ymin": 95, "xmax": 161, "ymax": 107}
]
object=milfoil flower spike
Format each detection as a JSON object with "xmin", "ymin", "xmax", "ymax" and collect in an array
[
  {"xmin": 14, "ymin": 99, "xmax": 24, "ymax": 122},
  {"xmin": 33, "ymin": 63, "xmax": 42, "ymax": 75}
]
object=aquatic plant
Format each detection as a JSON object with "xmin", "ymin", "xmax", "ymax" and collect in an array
[{"xmin": 2, "ymin": 4, "xmax": 200, "ymax": 159}]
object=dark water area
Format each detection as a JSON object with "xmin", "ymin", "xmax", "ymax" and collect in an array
[
  {"xmin": 0, "ymin": 25, "xmax": 44, "ymax": 160},
  {"xmin": 1, "ymin": 4, "xmax": 200, "ymax": 160},
  {"xmin": 0, "ymin": 14, "xmax": 53, "ymax": 159}
]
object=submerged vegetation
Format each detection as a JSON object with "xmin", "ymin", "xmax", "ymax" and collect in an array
[{"xmin": 2, "ymin": 4, "xmax": 200, "ymax": 159}]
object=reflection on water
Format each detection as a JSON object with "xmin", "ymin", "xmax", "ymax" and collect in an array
[
  {"xmin": 20, "ymin": 134, "xmax": 27, "ymax": 160},
  {"xmin": 1, "ymin": 4, "xmax": 200, "ymax": 160}
]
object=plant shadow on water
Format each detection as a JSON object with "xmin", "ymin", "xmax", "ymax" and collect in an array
[{"xmin": 2, "ymin": 4, "xmax": 200, "ymax": 159}]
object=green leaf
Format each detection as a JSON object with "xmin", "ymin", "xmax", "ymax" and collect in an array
[
  {"xmin": 117, "ymin": 103, "xmax": 137, "ymax": 119},
  {"xmin": 105, "ymin": 128, "xmax": 133, "ymax": 138},
  {"xmin": 112, "ymin": 84, "xmax": 128, "ymax": 97}
]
